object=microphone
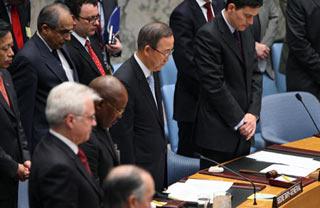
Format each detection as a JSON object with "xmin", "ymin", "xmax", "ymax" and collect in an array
[
  {"xmin": 200, "ymin": 155, "xmax": 257, "ymax": 205},
  {"xmin": 295, "ymin": 93, "xmax": 320, "ymax": 134}
]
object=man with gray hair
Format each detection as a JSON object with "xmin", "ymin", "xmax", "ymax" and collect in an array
[
  {"xmin": 110, "ymin": 22, "xmax": 174, "ymax": 191},
  {"xmin": 29, "ymin": 82, "xmax": 102, "ymax": 208},
  {"xmin": 103, "ymin": 165, "xmax": 155, "ymax": 208},
  {"xmin": 9, "ymin": 2, "xmax": 78, "ymax": 153}
]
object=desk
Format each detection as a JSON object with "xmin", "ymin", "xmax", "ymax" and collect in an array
[{"xmin": 189, "ymin": 137, "xmax": 320, "ymax": 208}]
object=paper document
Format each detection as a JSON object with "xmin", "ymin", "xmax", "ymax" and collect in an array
[
  {"xmin": 260, "ymin": 164, "xmax": 317, "ymax": 177},
  {"xmin": 247, "ymin": 151, "xmax": 320, "ymax": 169},
  {"xmin": 165, "ymin": 179, "xmax": 233, "ymax": 202}
]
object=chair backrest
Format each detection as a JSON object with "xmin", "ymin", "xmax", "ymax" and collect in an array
[
  {"xmin": 159, "ymin": 55, "xmax": 177, "ymax": 86},
  {"xmin": 262, "ymin": 73, "xmax": 278, "ymax": 97},
  {"xmin": 161, "ymin": 84, "xmax": 179, "ymax": 153},
  {"xmin": 260, "ymin": 91, "xmax": 320, "ymax": 144},
  {"xmin": 271, "ymin": 43, "xmax": 286, "ymax": 92}
]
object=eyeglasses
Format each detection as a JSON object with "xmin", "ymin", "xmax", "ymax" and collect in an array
[
  {"xmin": 78, "ymin": 14, "xmax": 100, "ymax": 24},
  {"xmin": 151, "ymin": 47, "xmax": 174, "ymax": 57},
  {"xmin": 76, "ymin": 114, "xmax": 96, "ymax": 121},
  {"xmin": 47, "ymin": 25, "xmax": 73, "ymax": 37},
  {"xmin": 105, "ymin": 101, "xmax": 125, "ymax": 115}
]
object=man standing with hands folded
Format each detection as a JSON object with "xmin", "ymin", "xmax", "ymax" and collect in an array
[{"xmin": 193, "ymin": 0, "xmax": 263, "ymax": 168}]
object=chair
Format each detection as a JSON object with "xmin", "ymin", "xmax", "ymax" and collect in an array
[
  {"xmin": 260, "ymin": 92, "xmax": 320, "ymax": 144},
  {"xmin": 272, "ymin": 43, "xmax": 286, "ymax": 93},
  {"xmin": 159, "ymin": 55, "xmax": 177, "ymax": 86},
  {"xmin": 161, "ymin": 84, "xmax": 179, "ymax": 152},
  {"xmin": 167, "ymin": 149, "xmax": 200, "ymax": 185}
]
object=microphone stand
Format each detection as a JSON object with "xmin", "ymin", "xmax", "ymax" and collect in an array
[
  {"xmin": 200, "ymin": 155, "xmax": 257, "ymax": 205},
  {"xmin": 295, "ymin": 93, "xmax": 320, "ymax": 134}
]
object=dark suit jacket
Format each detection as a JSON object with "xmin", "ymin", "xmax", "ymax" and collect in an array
[
  {"xmin": 0, "ymin": 0, "xmax": 30, "ymax": 53},
  {"xmin": 170, "ymin": 0, "xmax": 225, "ymax": 122},
  {"xmin": 80, "ymin": 126, "xmax": 119, "ymax": 185},
  {"xmin": 0, "ymin": 69, "xmax": 29, "ymax": 204},
  {"xmin": 286, "ymin": 0, "xmax": 320, "ymax": 99},
  {"xmin": 9, "ymin": 34, "xmax": 78, "ymax": 152},
  {"xmin": 193, "ymin": 14, "xmax": 262, "ymax": 153},
  {"xmin": 29, "ymin": 133, "xmax": 102, "ymax": 208},
  {"xmin": 66, "ymin": 34, "xmax": 109, "ymax": 85},
  {"xmin": 110, "ymin": 56, "xmax": 167, "ymax": 191}
]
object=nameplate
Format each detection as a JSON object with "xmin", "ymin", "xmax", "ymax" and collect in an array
[{"xmin": 272, "ymin": 181, "xmax": 303, "ymax": 208}]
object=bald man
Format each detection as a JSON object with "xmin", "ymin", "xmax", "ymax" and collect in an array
[
  {"xmin": 81, "ymin": 75, "xmax": 128, "ymax": 185},
  {"xmin": 103, "ymin": 165, "xmax": 155, "ymax": 208}
]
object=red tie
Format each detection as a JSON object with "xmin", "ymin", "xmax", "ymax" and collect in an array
[
  {"xmin": 0, "ymin": 76, "xmax": 11, "ymax": 107},
  {"xmin": 85, "ymin": 40, "xmax": 106, "ymax": 76},
  {"xmin": 10, "ymin": 6, "xmax": 24, "ymax": 49},
  {"xmin": 77, "ymin": 148, "xmax": 92, "ymax": 175},
  {"xmin": 204, "ymin": 2, "xmax": 214, "ymax": 22}
]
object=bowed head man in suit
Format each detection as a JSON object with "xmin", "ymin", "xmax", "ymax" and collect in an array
[
  {"xmin": 81, "ymin": 75, "xmax": 128, "ymax": 185},
  {"xmin": 10, "ymin": 2, "xmax": 78, "ymax": 152},
  {"xmin": 193, "ymin": 0, "xmax": 263, "ymax": 168},
  {"xmin": 29, "ymin": 82, "xmax": 102, "ymax": 208},
  {"xmin": 0, "ymin": 19, "xmax": 30, "ymax": 208},
  {"xmin": 0, "ymin": 0, "xmax": 30, "ymax": 53},
  {"xmin": 170, "ymin": 0, "xmax": 225, "ymax": 157},
  {"xmin": 65, "ymin": 0, "xmax": 111, "ymax": 85},
  {"xmin": 110, "ymin": 22, "xmax": 174, "ymax": 191}
]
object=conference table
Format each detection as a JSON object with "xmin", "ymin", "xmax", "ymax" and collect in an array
[{"xmin": 187, "ymin": 137, "xmax": 320, "ymax": 208}]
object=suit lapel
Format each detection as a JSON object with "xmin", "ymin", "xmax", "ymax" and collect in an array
[
  {"xmin": 52, "ymin": 135, "xmax": 102, "ymax": 198},
  {"xmin": 131, "ymin": 57, "xmax": 163, "ymax": 126},
  {"xmin": 70, "ymin": 35, "xmax": 101, "ymax": 76},
  {"xmin": 189, "ymin": 0, "xmax": 207, "ymax": 26},
  {"xmin": 33, "ymin": 35, "xmax": 69, "ymax": 82},
  {"xmin": 217, "ymin": 15, "xmax": 244, "ymax": 64},
  {"xmin": 0, "ymin": 71, "xmax": 15, "ymax": 117}
]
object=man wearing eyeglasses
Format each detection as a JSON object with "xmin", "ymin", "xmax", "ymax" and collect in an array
[
  {"xmin": 9, "ymin": 2, "xmax": 78, "ymax": 153},
  {"xmin": 65, "ymin": 0, "xmax": 111, "ymax": 86},
  {"xmin": 29, "ymin": 82, "xmax": 102, "ymax": 208},
  {"xmin": 110, "ymin": 22, "xmax": 174, "ymax": 192}
]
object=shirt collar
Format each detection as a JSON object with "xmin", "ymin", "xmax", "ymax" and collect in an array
[
  {"xmin": 134, "ymin": 52, "xmax": 152, "ymax": 78},
  {"xmin": 196, "ymin": 0, "xmax": 212, "ymax": 7},
  {"xmin": 49, "ymin": 129, "xmax": 79, "ymax": 154},
  {"xmin": 221, "ymin": 9, "xmax": 236, "ymax": 33},
  {"xmin": 72, "ymin": 31, "xmax": 88, "ymax": 47},
  {"xmin": 36, "ymin": 32, "xmax": 54, "ymax": 52}
]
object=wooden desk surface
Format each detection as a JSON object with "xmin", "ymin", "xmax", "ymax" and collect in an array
[{"xmin": 190, "ymin": 137, "xmax": 320, "ymax": 208}]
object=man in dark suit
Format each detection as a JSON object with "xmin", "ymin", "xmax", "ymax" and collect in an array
[
  {"xmin": 0, "ymin": 19, "xmax": 30, "ymax": 208},
  {"xmin": 103, "ymin": 165, "xmax": 155, "ymax": 208},
  {"xmin": 0, "ymin": 0, "xmax": 30, "ymax": 53},
  {"xmin": 29, "ymin": 82, "xmax": 102, "ymax": 208},
  {"xmin": 81, "ymin": 75, "xmax": 128, "ymax": 185},
  {"xmin": 110, "ymin": 22, "xmax": 174, "ymax": 191},
  {"xmin": 170, "ymin": 0, "xmax": 225, "ymax": 157},
  {"xmin": 65, "ymin": 0, "xmax": 111, "ymax": 85},
  {"xmin": 9, "ymin": 2, "xmax": 78, "ymax": 152},
  {"xmin": 286, "ymin": 0, "xmax": 320, "ymax": 100},
  {"xmin": 193, "ymin": 0, "xmax": 263, "ymax": 168}
]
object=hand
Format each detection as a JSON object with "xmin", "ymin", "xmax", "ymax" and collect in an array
[
  {"xmin": 255, "ymin": 42, "xmax": 270, "ymax": 59},
  {"xmin": 24, "ymin": 160, "xmax": 31, "ymax": 170},
  {"xmin": 239, "ymin": 113, "xmax": 257, "ymax": 140},
  {"xmin": 106, "ymin": 37, "xmax": 122, "ymax": 55},
  {"xmin": 17, "ymin": 163, "xmax": 30, "ymax": 181}
]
